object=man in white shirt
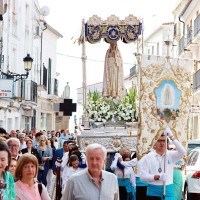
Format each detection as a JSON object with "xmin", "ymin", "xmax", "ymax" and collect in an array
[{"xmin": 140, "ymin": 127, "xmax": 186, "ymax": 200}]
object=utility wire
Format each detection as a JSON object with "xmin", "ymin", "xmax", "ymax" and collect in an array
[{"xmin": 57, "ymin": 53, "xmax": 133, "ymax": 66}]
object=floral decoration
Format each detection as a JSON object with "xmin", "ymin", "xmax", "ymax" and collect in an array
[{"xmin": 86, "ymin": 88, "xmax": 138, "ymax": 123}]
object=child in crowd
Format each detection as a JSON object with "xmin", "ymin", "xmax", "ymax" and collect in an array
[{"xmin": 62, "ymin": 154, "xmax": 84, "ymax": 192}]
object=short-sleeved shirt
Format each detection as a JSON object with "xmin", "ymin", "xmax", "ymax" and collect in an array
[{"xmin": 61, "ymin": 169, "xmax": 119, "ymax": 200}]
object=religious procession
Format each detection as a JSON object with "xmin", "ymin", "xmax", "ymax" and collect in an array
[{"xmin": 0, "ymin": 0, "xmax": 200, "ymax": 200}]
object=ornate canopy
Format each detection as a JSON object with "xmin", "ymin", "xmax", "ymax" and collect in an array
[{"xmin": 85, "ymin": 15, "xmax": 142, "ymax": 44}]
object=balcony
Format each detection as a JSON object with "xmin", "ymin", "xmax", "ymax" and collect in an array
[
  {"xmin": 193, "ymin": 69, "xmax": 200, "ymax": 92},
  {"xmin": 13, "ymin": 80, "xmax": 37, "ymax": 103},
  {"xmin": 37, "ymin": 64, "xmax": 47, "ymax": 91}
]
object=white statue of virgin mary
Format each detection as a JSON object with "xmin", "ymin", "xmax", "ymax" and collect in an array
[{"xmin": 102, "ymin": 42, "xmax": 125, "ymax": 98}]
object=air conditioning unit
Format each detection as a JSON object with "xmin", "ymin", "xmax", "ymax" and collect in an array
[{"xmin": 34, "ymin": 26, "xmax": 41, "ymax": 39}]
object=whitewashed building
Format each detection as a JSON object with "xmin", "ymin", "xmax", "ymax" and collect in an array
[
  {"xmin": 0, "ymin": 0, "xmax": 62, "ymax": 132},
  {"xmin": 138, "ymin": 22, "xmax": 174, "ymax": 57},
  {"xmin": 173, "ymin": 0, "xmax": 200, "ymax": 139}
]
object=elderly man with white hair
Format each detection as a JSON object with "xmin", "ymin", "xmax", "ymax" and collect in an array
[
  {"xmin": 18, "ymin": 132, "xmax": 27, "ymax": 150},
  {"xmin": 62, "ymin": 143, "xmax": 119, "ymax": 200},
  {"xmin": 7, "ymin": 137, "xmax": 21, "ymax": 160}
]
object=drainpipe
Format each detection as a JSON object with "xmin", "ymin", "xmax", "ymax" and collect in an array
[{"xmin": 179, "ymin": 17, "xmax": 185, "ymax": 36}]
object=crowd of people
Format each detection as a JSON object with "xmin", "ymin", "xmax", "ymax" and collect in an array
[{"xmin": 0, "ymin": 126, "xmax": 186, "ymax": 200}]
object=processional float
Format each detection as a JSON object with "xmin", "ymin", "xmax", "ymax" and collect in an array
[{"xmin": 79, "ymin": 14, "xmax": 142, "ymax": 127}]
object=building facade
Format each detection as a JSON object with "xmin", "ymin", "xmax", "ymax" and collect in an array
[
  {"xmin": 173, "ymin": 0, "xmax": 200, "ymax": 139},
  {"xmin": 0, "ymin": 0, "xmax": 62, "ymax": 133}
]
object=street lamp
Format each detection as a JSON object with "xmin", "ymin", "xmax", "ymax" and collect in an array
[{"xmin": 1, "ymin": 54, "xmax": 33, "ymax": 82}]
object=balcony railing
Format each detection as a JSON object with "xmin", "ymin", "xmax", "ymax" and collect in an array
[
  {"xmin": 193, "ymin": 69, "xmax": 200, "ymax": 92},
  {"xmin": 194, "ymin": 14, "xmax": 200, "ymax": 37},
  {"xmin": 14, "ymin": 80, "xmax": 37, "ymax": 102},
  {"xmin": 178, "ymin": 35, "xmax": 185, "ymax": 54}
]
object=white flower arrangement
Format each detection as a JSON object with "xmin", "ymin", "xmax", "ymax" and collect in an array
[
  {"xmin": 86, "ymin": 88, "xmax": 138, "ymax": 123},
  {"xmin": 115, "ymin": 101, "xmax": 135, "ymax": 122},
  {"xmin": 86, "ymin": 91, "xmax": 113, "ymax": 123}
]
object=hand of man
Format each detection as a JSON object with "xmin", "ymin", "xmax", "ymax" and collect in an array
[
  {"xmin": 159, "ymin": 173, "xmax": 168, "ymax": 182},
  {"xmin": 164, "ymin": 126, "xmax": 173, "ymax": 137}
]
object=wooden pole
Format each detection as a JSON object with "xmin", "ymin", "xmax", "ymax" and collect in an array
[{"xmin": 55, "ymin": 158, "xmax": 62, "ymax": 200}]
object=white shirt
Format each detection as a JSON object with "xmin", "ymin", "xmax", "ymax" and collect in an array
[
  {"xmin": 140, "ymin": 139, "xmax": 186, "ymax": 185},
  {"xmin": 62, "ymin": 166, "xmax": 83, "ymax": 189},
  {"xmin": 61, "ymin": 152, "xmax": 69, "ymax": 171},
  {"xmin": 110, "ymin": 155, "xmax": 136, "ymax": 187},
  {"xmin": 20, "ymin": 141, "xmax": 27, "ymax": 150}
]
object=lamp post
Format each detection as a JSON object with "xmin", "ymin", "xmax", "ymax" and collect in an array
[{"xmin": 1, "ymin": 54, "xmax": 33, "ymax": 82}]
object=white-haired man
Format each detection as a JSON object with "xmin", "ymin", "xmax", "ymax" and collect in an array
[
  {"xmin": 7, "ymin": 137, "xmax": 21, "ymax": 160},
  {"xmin": 62, "ymin": 143, "xmax": 119, "ymax": 200}
]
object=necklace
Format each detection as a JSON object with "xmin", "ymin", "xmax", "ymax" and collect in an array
[{"xmin": 156, "ymin": 155, "xmax": 164, "ymax": 173}]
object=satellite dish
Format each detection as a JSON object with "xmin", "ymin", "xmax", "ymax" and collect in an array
[{"xmin": 40, "ymin": 6, "xmax": 50, "ymax": 16}]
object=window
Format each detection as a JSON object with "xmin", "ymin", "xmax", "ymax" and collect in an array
[
  {"xmin": 156, "ymin": 42, "xmax": 159, "ymax": 55},
  {"xmin": 152, "ymin": 46, "xmax": 154, "ymax": 55}
]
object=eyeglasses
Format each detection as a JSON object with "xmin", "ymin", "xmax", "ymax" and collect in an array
[
  {"xmin": 27, "ymin": 143, "xmax": 32, "ymax": 145},
  {"xmin": 8, "ymin": 144, "xmax": 19, "ymax": 148},
  {"xmin": 157, "ymin": 139, "xmax": 166, "ymax": 143},
  {"xmin": 40, "ymin": 140, "xmax": 46, "ymax": 142}
]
